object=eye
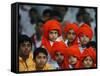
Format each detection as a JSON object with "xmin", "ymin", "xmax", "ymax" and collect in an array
[
  {"xmin": 37, "ymin": 56, "xmax": 41, "ymax": 59},
  {"xmin": 43, "ymin": 56, "xmax": 46, "ymax": 59},
  {"xmin": 27, "ymin": 44, "xmax": 31, "ymax": 47},
  {"xmin": 21, "ymin": 44, "xmax": 25, "ymax": 47}
]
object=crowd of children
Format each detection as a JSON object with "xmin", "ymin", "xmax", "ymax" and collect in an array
[{"xmin": 18, "ymin": 5, "xmax": 97, "ymax": 72}]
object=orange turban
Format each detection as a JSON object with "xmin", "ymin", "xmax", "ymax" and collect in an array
[
  {"xmin": 52, "ymin": 41, "xmax": 69, "ymax": 69},
  {"xmin": 67, "ymin": 45, "xmax": 81, "ymax": 60},
  {"xmin": 66, "ymin": 45, "xmax": 81, "ymax": 68},
  {"xmin": 64, "ymin": 23, "xmax": 79, "ymax": 46},
  {"xmin": 78, "ymin": 23, "xmax": 93, "ymax": 40},
  {"xmin": 43, "ymin": 19, "xmax": 62, "ymax": 39},
  {"xmin": 64, "ymin": 23, "xmax": 79, "ymax": 37},
  {"xmin": 41, "ymin": 20, "xmax": 62, "ymax": 56},
  {"xmin": 81, "ymin": 47, "xmax": 96, "ymax": 65}
]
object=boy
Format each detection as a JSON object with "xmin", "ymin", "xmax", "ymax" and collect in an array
[
  {"xmin": 41, "ymin": 19, "xmax": 62, "ymax": 57},
  {"xmin": 64, "ymin": 23, "xmax": 79, "ymax": 47},
  {"xmin": 41, "ymin": 19, "xmax": 63, "ymax": 69},
  {"xmin": 66, "ymin": 46, "xmax": 81, "ymax": 69},
  {"xmin": 33, "ymin": 47, "xmax": 54, "ymax": 70},
  {"xmin": 52, "ymin": 41, "xmax": 69, "ymax": 69},
  {"xmin": 80, "ymin": 47, "xmax": 96, "ymax": 68},
  {"xmin": 78, "ymin": 23, "xmax": 93, "ymax": 53},
  {"xmin": 19, "ymin": 35, "xmax": 34, "ymax": 72}
]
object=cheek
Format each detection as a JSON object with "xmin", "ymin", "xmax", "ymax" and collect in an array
[
  {"xmin": 28, "ymin": 47, "xmax": 31, "ymax": 51},
  {"xmin": 83, "ymin": 60, "xmax": 87, "ymax": 65},
  {"xmin": 20, "ymin": 47, "xmax": 25, "ymax": 52},
  {"xmin": 85, "ymin": 38, "xmax": 90, "ymax": 42},
  {"xmin": 35, "ymin": 58, "xmax": 41, "ymax": 64},
  {"xmin": 49, "ymin": 34, "xmax": 53, "ymax": 39}
]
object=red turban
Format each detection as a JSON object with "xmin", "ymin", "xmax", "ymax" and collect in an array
[
  {"xmin": 66, "ymin": 45, "xmax": 81, "ymax": 68},
  {"xmin": 43, "ymin": 19, "xmax": 62, "ymax": 39},
  {"xmin": 64, "ymin": 23, "xmax": 79, "ymax": 46},
  {"xmin": 78, "ymin": 23, "xmax": 93, "ymax": 40},
  {"xmin": 67, "ymin": 45, "xmax": 81, "ymax": 60},
  {"xmin": 81, "ymin": 47, "xmax": 96, "ymax": 67},
  {"xmin": 41, "ymin": 20, "xmax": 62, "ymax": 56},
  {"xmin": 52, "ymin": 41, "xmax": 69, "ymax": 69},
  {"xmin": 64, "ymin": 23, "xmax": 79, "ymax": 37}
]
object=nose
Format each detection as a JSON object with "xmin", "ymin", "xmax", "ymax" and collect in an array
[{"xmin": 25, "ymin": 47, "xmax": 28, "ymax": 51}]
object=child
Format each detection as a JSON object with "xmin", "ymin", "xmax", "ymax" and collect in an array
[
  {"xmin": 52, "ymin": 41, "xmax": 69, "ymax": 69},
  {"xmin": 33, "ymin": 47, "xmax": 54, "ymax": 70},
  {"xmin": 66, "ymin": 45, "xmax": 81, "ymax": 69},
  {"xmin": 64, "ymin": 23, "xmax": 79, "ymax": 47},
  {"xmin": 80, "ymin": 47, "xmax": 96, "ymax": 68},
  {"xmin": 41, "ymin": 19, "xmax": 62, "ymax": 57},
  {"xmin": 78, "ymin": 23, "xmax": 93, "ymax": 53},
  {"xmin": 19, "ymin": 35, "xmax": 34, "ymax": 72}
]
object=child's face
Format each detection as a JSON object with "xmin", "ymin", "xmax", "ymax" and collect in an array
[
  {"xmin": 20, "ymin": 41, "xmax": 31, "ymax": 56},
  {"xmin": 79, "ymin": 34, "xmax": 90, "ymax": 45},
  {"xmin": 55, "ymin": 52, "xmax": 64, "ymax": 64},
  {"xmin": 48, "ymin": 30, "xmax": 59, "ymax": 42},
  {"xmin": 35, "ymin": 53, "xmax": 47, "ymax": 69},
  {"xmin": 83, "ymin": 56, "xmax": 93, "ymax": 68},
  {"xmin": 67, "ymin": 29, "xmax": 76, "ymax": 43},
  {"xmin": 68, "ymin": 56, "xmax": 77, "ymax": 65}
]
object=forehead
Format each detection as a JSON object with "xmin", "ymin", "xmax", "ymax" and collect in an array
[
  {"xmin": 84, "ymin": 56, "xmax": 92, "ymax": 60},
  {"xmin": 49, "ymin": 30, "xmax": 58, "ymax": 33},
  {"xmin": 80, "ymin": 34, "xmax": 89, "ymax": 38},
  {"xmin": 68, "ymin": 29, "xmax": 75, "ymax": 33},
  {"xmin": 69, "ymin": 56, "xmax": 77, "ymax": 58},
  {"xmin": 20, "ymin": 41, "xmax": 31, "ymax": 44},
  {"xmin": 55, "ymin": 51, "xmax": 62, "ymax": 54},
  {"xmin": 36, "ymin": 52, "xmax": 47, "ymax": 57}
]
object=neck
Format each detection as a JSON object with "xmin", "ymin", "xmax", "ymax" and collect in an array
[
  {"xmin": 20, "ymin": 54, "xmax": 29, "ymax": 61},
  {"xmin": 67, "ymin": 41, "xmax": 72, "ymax": 46},
  {"xmin": 36, "ymin": 66, "xmax": 43, "ymax": 70}
]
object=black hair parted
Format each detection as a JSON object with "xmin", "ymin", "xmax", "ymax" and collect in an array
[{"xmin": 33, "ymin": 47, "xmax": 48, "ymax": 60}]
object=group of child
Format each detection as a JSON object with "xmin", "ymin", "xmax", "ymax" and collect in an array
[{"xmin": 19, "ymin": 19, "xmax": 96, "ymax": 72}]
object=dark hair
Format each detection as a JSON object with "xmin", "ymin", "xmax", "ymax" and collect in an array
[
  {"xmin": 33, "ymin": 47, "xmax": 48, "ymax": 60},
  {"xmin": 52, "ymin": 10, "xmax": 62, "ymax": 22},
  {"xmin": 43, "ymin": 9, "xmax": 53, "ymax": 17},
  {"xmin": 29, "ymin": 7, "xmax": 37, "ymax": 16},
  {"xmin": 18, "ymin": 34, "xmax": 32, "ymax": 47},
  {"xmin": 86, "ymin": 41, "xmax": 96, "ymax": 49}
]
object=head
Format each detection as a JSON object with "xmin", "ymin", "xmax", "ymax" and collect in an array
[
  {"xmin": 68, "ymin": 56, "xmax": 78, "ymax": 65},
  {"xmin": 19, "ymin": 35, "xmax": 32, "ymax": 57},
  {"xmin": 82, "ymin": 56, "xmax": 94, "ymax": 68},
  {"xmin": 43, "ymin": 20, "xmax": 62, "ymax": 41},
  {"xmin": 33, "ymin": 47, "xmax": 48, "ymax": 70},
  {"xmin": 79, "ymin": 34, "xmax": 90, "ymax": 46},
  {"xmin": 67, "ymin": 29, "xmax": 77, "ymax": 43},
  {"xmin": 48, "ymin": 30, "xmax": 59, "ymax": 42},
  {"xmin": 64, "ymin": 23, "xmax": 79, "ymax": 43},
  {"xmin": 52, "ymin": 10, "xmax": 62, "ymax": 22},
  {"xmin": 42, "ymin": 9, "xmax": 53, "ymax": 22},
  {"xmin": 81, "ymin": 47, "xmax": 96, "ymax": 68},
  {"xmin": 55, "ymin": 51, "xmax": 64, "ymax": 64},
  {"xmin": 67, "ymin": 46, "xmax": 81, "ymax": 65},
  {"xmin": 78, "ymin": 23, "xmax": 93, "ymax": 46}
]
